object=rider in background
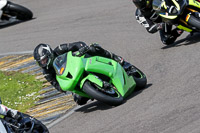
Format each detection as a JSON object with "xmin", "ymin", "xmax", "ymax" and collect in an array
[
  {"xmin": 0, "ymin": 103, "xmax": 22, "ymax": 120},
  {"xmin": 33, "ymin": 42, "xmax": 128, "ymax": 105},
  {"xmin": 132, "ymin": 0, "xmax": 183, "ymax": 45}
]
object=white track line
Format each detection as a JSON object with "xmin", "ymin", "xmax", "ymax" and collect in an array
[
  {"xmin": 47, "ymin": 106, "xmax": 80, "ymax": 129},
  {"xmin": 0, "ymin": 51, "xmax": 33, "ymax": 56}
]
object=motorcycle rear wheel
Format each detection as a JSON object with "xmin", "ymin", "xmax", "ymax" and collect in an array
[
  {"xmin": 83, "ymin": 81, "xmax": 123, "ymax": 106},
  {"xmin": 3, "ymin": 1, "xmax": 33, "ymax": 20}
]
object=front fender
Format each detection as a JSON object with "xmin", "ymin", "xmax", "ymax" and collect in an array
[{"xmin": 80, "ymin": 74, "xmax": 103, "ymax": 89}]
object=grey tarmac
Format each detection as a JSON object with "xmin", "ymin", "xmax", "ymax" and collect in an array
[{"xmin": 1, "ymin": 0, "xmax": 200, "ymax": 133}]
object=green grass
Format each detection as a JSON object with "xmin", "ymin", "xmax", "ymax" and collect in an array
[{"xmin": 0, "ymin": 71, "xmax": 43, "ymax": 113}]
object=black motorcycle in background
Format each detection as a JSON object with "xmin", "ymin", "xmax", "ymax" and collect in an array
[
  {"xmin": 0, "ymin": 0, "xmax": 33, "ymax": 25},
  {"xmin": 0, "ymin": 99, "xmax": 49, "ymax": 133}
]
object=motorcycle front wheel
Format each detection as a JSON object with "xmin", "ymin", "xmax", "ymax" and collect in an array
[
  {"xmin": 83, "ymin": 81, "xmax": 123, "ymax": 106},
  {"xmin": 3, "ymin": 1, "xmax": 33, "ymax": 20},
  {"xmin": 21, "ymin": 114, "xmax": 49, "ymax": 133},
  {"xmin": 130, "ymin": 65, "xmax": 147, "ymax": 89},
  {"xmin": 187, "ymin": 14, "xmax": 200, "ymax": 30}
]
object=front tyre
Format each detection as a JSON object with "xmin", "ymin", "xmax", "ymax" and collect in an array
[
  {"xmin": 22, "ymin": 114, "xmax": 49, "ymax": 133},
  {"xmin": 4, "ymin": 1, "xmax": 33, "ymax": 20},
  {"xmin": 83, "ymin": 81, "xmax": 123, "ymax": 106},
  {"xmin": 187, "ymin": 14, "xmax": 200, "ymax": 30},
  {"xmin": 130, "ymin": 65, "xmax": 147, "ymax": 89}
]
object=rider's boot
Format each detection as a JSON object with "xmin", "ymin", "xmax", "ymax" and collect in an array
[
  {"xmin": 160, "ymin": 28, "xmax": 183, "ymax": 45},
  {"xmin": 73, "ymin": 93, "xmax": 89, "ymax": 105}
]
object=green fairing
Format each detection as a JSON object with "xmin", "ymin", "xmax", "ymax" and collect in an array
[
  {"xmin": 84, "ymin": 56, "xmax": 136, "ymax": 97},
  {"xmin": 54, "ymin": 51, "xmax": 136, "ymax": 98},
  {"xmin": 80, "ymin": 74, "xmax": 103, "ymax": 88},
  {"xmin": 55, "ymin": 52, "xmax": 85, "ymax": 91}
]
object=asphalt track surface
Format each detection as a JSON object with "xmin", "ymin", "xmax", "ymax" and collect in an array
[{"xmin": 1, "ymin": 0, "xmax": 200, "ymax": 133}]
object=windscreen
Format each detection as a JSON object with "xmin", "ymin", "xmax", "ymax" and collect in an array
[{"xmin": 53, "ymin": 53, "xmax": 67, "ymax": 75}]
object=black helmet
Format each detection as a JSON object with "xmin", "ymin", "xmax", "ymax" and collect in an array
[
  {"xmin": 33, "ymin": 43, "xmax": 54, "ymax": 69},
  {"xmin": 132, "ymin": 0, "xmax": 148, "ymax": 10}
]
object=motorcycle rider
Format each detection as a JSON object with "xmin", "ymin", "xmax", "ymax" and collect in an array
[
  {"xmin": 33, "ymin": 42, "xmax": 127, "ymax": 105},
  {"xmin": 132, "ymin": 0, "xmax": 183, "ymax": 45},
  {"xmin": 0, "ymin": 103, "xmax": 22, "ymax": 120}
]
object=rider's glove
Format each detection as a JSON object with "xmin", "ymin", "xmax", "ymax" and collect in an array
[
  {"xmin": 89, "ymin": 43, "xmax": 104, "ymax": 53},
  {"xmin": 7, "ymin": 110, "xmax": 23, "ymax": 121},
  {"xmin": 78, "ymin": 45, "xmax": 90, "ymax": 56}
]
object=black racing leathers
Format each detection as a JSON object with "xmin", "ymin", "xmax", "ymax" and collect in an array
[
  {"xmin": 135, "ymin": 8, "xmax": 183, "ymax": 45},
  {"xmin": 135, "ymin": 8, "xmax": 163, "ymax": 34},
  {"xmin": 42, "ymin": 41, "xmax": 123, "ymax": 105}
]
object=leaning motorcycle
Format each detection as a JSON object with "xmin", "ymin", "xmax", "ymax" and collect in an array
[
  {"xmin": 0, "ymin": 0, "xmax": 33, "ymax": 24},
  {"xmin": 53, "ymin": 51, "xmax": 147, "ymax": 106},
  {"xmin": 152, "ymin": 0, "xmax": 200, "ymax": 32}
]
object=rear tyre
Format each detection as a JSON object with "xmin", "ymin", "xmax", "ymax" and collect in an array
[
  {"xmin": 4, "ymin": 2, "xmax": 33, "ymax": 20},
  {"xmin": 83, "ymin": 81, "xmax": 123, "ymax": 106},
  {"xmin": 131, "ymin": 65, "xmax": 147, "ymax": 89}
]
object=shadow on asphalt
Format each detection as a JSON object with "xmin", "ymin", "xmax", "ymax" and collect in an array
[
  {"xmin": 161, "ymin": 32, "xmax": 200, "ymax": 49},
  {"xmin": 0, "ymin": 18, "xmax": 35, "ymax": 29},
  {"xmin": 75, "ymin": 101, "xmax": 113, "ymax": 113},
  {"xmin": 124, "ymin": 83, "xmax": 152, "ymax": 102},
  {"xmin": 75, "ymin": 83, "xmax": 152, "ymax": 113}
]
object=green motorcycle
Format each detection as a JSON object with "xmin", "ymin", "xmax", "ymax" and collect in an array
[{"xmin": 53, "ymin": 51, "xmax": 147, "ymax": 106}]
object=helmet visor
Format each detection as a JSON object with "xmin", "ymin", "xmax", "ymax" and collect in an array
[
  {"xmin": 41, "ymin": 57, "xmax": 48, "ymax": 65},
  {"xmin": 38, "ymin": 56, "xmax": 49, "ymax": 68}
]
